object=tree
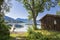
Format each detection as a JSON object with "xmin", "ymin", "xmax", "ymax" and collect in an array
[
  {"xmin": 56, "ymin": 11, "xmax": 60, "ymax": 15},
  {"xmin": 0, "ymin": 0, "xmax": 11, "ymax": 40},
  {"xmin": 57, "ymin": 0, "xmax": 60, "ymax": 5},
  {"xmin": 17, "ymin": 0, "xmax": 58, "ymax": 30}
]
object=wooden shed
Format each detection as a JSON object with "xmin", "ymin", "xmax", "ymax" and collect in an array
[{"xmin": 40, "ymin": 14, "xmax": 60, "ymax": 31}]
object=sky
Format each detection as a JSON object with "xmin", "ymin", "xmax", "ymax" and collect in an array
[{"xmin": 5, "ymin": 0, "xmax": 60, "ymax": 20}]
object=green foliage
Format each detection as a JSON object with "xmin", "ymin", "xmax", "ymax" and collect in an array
[
  {"xmin": 17, "ymin": 0, "xmax": 58, "ymax": 13},
  {"xmin": 3, "ymin": 0, "xmax": 11, "ymax": 12},
  {"xmin": 17, "ymin": 0, "xmax": 58, "ymax": 30},
  {"xmin": 0, "ymin": 0, "xmax": 4, "ymax": 5},
  {"xmin": 27, "ymin": 27, "xmax": 47, "ymax": 40},
  {"xmin": 56, "ymin": 11, "xmax": 60, "ymax": 15},
  {"xmin": 0, "ymin": 0, "xmax": 11, "ymax": 40},
  {"xmin": 27, "ymin": 27, "xmax": 34, "ymax": 34},
  {"xmin": 57, "ymin": 0, "xmax": 60, "ymax": 6},
  {"xmin": 27, "ymin": 27, "xmax": 60, "ymax": 40},
  {"xmin": 27, "ymin": 32, "xmax": 43, "ymax": 40},
  {"xmin": 0, "ymin": 0, "xmax": 11, "ymax": 13},
  {"xmin": 28, "ymin": 11, "xmax": 33, "ymax": 20},
  {"xmin": 0, "ymin": 23, "xmax": 10, "ymax": 40}
]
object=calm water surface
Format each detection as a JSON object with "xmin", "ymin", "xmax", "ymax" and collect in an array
[{"xmin": 14, "ymin": 23, "xmax": 41, "ymax": 32}]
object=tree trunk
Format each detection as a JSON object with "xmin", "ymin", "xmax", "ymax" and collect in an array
[
  {"xmin": 31, "ymin": 8, "xmax": 37, "ymax": 30},
  {"xmin": 31, "ymin": 0, "xmax": 37, "ymax": 30},
  {"xmin": 33, "ymin": 16, "xmax": 37, "ymax": 30}
]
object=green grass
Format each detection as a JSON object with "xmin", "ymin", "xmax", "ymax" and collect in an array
[
  {"xmin": 35, "ymin": 30, "xmax": 60, "ymax": 38},
  {"xmin": 10, "ymin": 32, "xmax": 28, "ymax": 37},
  {"xmin": 9, "ymin": 30, "xmax": 60, "ymax": 40},
  {"xmin": 10, "ymin": 30, "xmax": 60, "ymax": 37},
  {"xmin": 9, "ymin": 32, "xmax": 28, "ymax": 40}
]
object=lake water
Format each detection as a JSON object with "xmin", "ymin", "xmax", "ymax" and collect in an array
[{"xmin": 13, "ymin": 23, "xmax": 41, "ymax": 32}]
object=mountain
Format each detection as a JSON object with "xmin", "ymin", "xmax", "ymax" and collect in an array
[
  {"xmin": 4, "ymin": 16, "xmax": 15, "ymax": 23},
  {"xmin": 16, "ymin": 18, "xmax": 40, "ymax": 24},
  {"xmin": 4, "ymin": 16, "xmax": 24, "ymax": 23},
  {"xmin": 16, "ymin": 18, "xmax": 30, "ymax": 23},
  {"xmin": 4, "ymin": 16, "xmax": 40, "ymax": 24}
]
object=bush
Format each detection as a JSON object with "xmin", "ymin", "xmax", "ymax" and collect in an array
[
  {"xmin": 27, "ymin": 27, "xmax": 60, "ymax": 40},
  {"xmin": 27, "ymin": 32, "xmax": 42, "ymax": 40},
  {"xmin": 0, "ymin": 23, "xmax": 10, "ymax": 40},
  {"xmin": 27, "ymin": 27, "xmax": 49, "ymax": 40}
]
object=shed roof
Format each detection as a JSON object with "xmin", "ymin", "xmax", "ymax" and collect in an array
[{"xmin": 40, "ymin": 14, "xmax": 60, "ymax": 21}]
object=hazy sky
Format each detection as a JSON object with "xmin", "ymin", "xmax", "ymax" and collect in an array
[{"xmin": 5, "ymin": 0, "xmax": 60, "ymax": 20}]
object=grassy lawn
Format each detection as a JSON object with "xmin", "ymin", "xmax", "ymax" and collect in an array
[
  {"xmin": 10, "ymin": 32, "xmax": 28, "ymax": 37},
  {"xmin": 9, "ymin": 32, "xmax": 28, "ymax": 40}
]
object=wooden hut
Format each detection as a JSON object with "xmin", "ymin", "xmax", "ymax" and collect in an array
[{"xmin": 40, "ymin": 14, "xmax": 60, "ymax": 31}]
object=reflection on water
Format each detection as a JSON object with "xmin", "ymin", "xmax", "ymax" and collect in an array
[
  {"xmin": 15, "ymin": 24, "xmax": 23, "ymax": 28},
  {"xmin": 14, "ymin": 23, "xmax": 41, "ymax": 32}
]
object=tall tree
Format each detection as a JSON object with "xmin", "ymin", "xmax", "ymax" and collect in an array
[
  {"xmin": 17, "ymin": 0, "xmax": 58, "ymax": 30},
  {"xmin": 0, "ymin": 0, "xmax": 11, "ymax": 40},
  {"xmin": 0, "ymin": 0, "xmax": 11, "ymax": 20},
  {"xmin": 0, "ymin": 0, "xmax": 11, "ymax": 24}
]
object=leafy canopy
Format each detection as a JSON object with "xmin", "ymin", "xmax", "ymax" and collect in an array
[{"xmin": 17, "ymin": 0, "xmax": 58, "ymax": 18}]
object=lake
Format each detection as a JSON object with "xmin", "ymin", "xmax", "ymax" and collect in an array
[{"xmin": 13, "ymin": 23, "xmax": 41, "ymax": 32}]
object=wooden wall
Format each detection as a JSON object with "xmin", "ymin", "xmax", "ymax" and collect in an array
[{"xmin": 41, "ymin": 16, "xmax": 60, "ymax": 31}]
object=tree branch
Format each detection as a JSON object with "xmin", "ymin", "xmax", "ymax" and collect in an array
[{"xmin": 26, "ymin": 3, "xmax": 33, "ymax": 11}]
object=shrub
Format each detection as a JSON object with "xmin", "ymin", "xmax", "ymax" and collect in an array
[
  {"xmin": 0, "ymin": 23, "xmax": 10, "ymax": 40},
  {"xmin": 27, "ymin": 27, "xmax": 49, "ymax": 40},
  {"xmin": 27, "ymin": 27, "xmax": 60, "ymax": 40}
]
